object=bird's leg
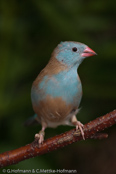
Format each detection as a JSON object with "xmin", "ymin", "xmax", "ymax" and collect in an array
[
  {"xmin": 35, "ymin": 122, "xmax": 47, "ymax": 144},
  {"xmin": 71, "ymin": 115, "xmax": 85, "ymax": 140}
]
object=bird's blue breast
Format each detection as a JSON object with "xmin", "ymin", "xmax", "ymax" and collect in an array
[{"xmin": 32, "ymin": 67, "xmax": 82, "ymax": 108}]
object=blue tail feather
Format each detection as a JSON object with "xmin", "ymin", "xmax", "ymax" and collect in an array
[{"xmin": 24, "ymin": 114, "xmax": 39, "ymax": 126}]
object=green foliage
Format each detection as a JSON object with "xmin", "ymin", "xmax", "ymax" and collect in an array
[{"xmin": 0, "ymin": 0, "xmax": 116, "ymax": 173}]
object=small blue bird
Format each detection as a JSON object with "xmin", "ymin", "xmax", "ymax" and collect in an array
[{"xmin": 25, "ymin": 41, "xmax": 96, "ymax": 144}]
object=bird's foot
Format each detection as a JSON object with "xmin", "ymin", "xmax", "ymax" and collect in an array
[
  {"xmin": 71, "ymin": 115, "xmax": 85, "ymax": 140},
  {"xmin": 75, "ymin": 121, "xmax": 85, "ymax": 140},
  {"xmin": 35, "ymin": 130, "xmax": 45, "ymax": 144}
]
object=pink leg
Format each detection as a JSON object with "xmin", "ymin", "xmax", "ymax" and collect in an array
[
  {"xmin": 71, "ymin": 115, "xmax": 85, "ymax": 140},
  {"xmin": 35, "ymin": 122, "xmax": 47, "ymax": 144}
]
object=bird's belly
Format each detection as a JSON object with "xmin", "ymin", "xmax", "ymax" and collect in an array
[
  {"xmin": 32, "ymin": 94, "xmax": 72, "ymax": 119},
  {"xmin": 31, "ymin": 73, "xmax": 82, "ymax": 126},
  {"xmin": 32, "ymin": 91, "xmax": 81, "ymax": 127}
]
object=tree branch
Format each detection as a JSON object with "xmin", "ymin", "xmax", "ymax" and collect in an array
[{"xmin": 0, "ymin": 110, "xmax": 116, "ymax": 168}]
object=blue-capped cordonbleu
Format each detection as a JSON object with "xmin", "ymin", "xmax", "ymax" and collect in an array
[{"xmin": 25, "ymin": 41, "xmax": 96, "ymax": 144}]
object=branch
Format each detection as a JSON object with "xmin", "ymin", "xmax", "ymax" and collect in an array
[{"xmin": 0, "ymin": 110, "xmax": 116, "ymax": 168}]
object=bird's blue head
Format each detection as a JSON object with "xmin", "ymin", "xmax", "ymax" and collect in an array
[{"xmin": 54, "ymin": 41, "xmax": 96, "ymax": 68}]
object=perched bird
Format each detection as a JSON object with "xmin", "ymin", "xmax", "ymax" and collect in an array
[{"xmin": 25, "ymin": 41, "xmax": 96, "ymax": 144}]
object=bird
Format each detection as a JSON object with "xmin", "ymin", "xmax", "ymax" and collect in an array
[{"xmin": 25, "ymin": 41, "xmax": 96, "ymax": 144}]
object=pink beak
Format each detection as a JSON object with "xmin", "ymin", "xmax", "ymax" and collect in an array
[{"xmin": 81, "ymin": 46, "xmax": 97, "ymax": 57}]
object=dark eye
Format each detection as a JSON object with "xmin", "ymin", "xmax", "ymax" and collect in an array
[{"xmin": 72, "ymin": 47, "xmax": 77, "ymax": 52}]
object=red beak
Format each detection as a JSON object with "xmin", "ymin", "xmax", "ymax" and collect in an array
[{"xmin": 81, "ymin": 46, "xmax": 97, "ymax": 58}]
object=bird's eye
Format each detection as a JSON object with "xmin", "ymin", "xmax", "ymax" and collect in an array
[{"xmin": 72, "ymin": 47, "xmax": 77, "ymax": 52}]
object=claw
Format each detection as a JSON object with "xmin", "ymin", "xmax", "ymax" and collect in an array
[
  {"xmin": 76, "ymin": 121, "xmax": 85, "ymax": 140},
  {"xmin": 35, "ymin": 130, "xmax": 45, "ymax": 144},
  {"xmin": 71, "ymin": 115, "xmax": 85, "ymax": 140}
]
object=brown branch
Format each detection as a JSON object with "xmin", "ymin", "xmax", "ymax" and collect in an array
[{"xmin": 0, "ymin": 109, "xmax": 116, "ymax": 168}]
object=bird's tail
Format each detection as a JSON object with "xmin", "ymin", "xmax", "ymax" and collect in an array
[{"xmin": 24, "ymin": 114, "xmax": 40, "ymax": 126}]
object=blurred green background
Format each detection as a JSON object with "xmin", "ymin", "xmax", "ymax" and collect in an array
[{"xmin": 0, "ymin": 0, "xmax": 116, "ymax": 173}]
